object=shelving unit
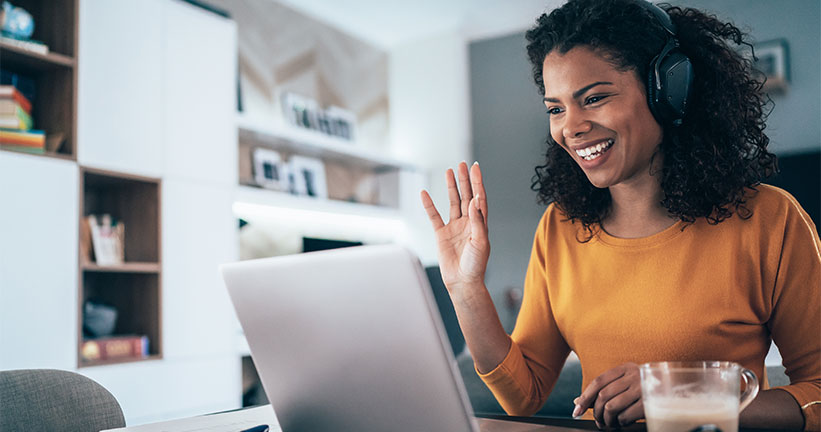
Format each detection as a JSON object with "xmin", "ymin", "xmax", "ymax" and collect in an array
[
  {"xmin": 234, "ymin": 184, "xmax": 402, "ymax": 220},
  {"xmin": 237, "ymin": 114, "xmax": 413, "ymax": 212},
  {"xmin": 82, "ymin": 262, "xmax": 162, "ymax": 273},
  {"xmin": 0, "ymin": 0, "xmax": 78, "ymax": 160},
  {"xmin": 78, "ymin": 167, "xmax": 162, "ymax": 367},
  {"xmin": 237, "ymin": 113, "xmax": 412, "ymax": 170}
]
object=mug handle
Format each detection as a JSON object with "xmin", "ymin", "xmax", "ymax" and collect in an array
[{"xmin": 739, "ymin": 368, "xmax": 760, "ymax": 412}]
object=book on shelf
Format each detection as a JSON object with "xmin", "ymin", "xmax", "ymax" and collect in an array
[
  {"xmin": 0, "ymin": 84, "xmax": 33, "ymax": 113},
  {"xmin": 81, "ymin": 335, "xmax": 149, "ymax": 362},
  {"xmin": 0, "ymin": 35, "xmax": 48, "ymax": 55},
  {"xmin": 80, "ymin": 213, "xmax": 93, "ymax": 264},
  {"xmin": 0, "ymin": 144, "xmax": 43, "ymax": 154},
  {"xmin": 0, "ymin": 98, "xmax": 30, "ymax": 115},
  {"xmin": 0, "ymin": 72, "xmax": 37, "ymax": 113},
  {"xmin": 0, "ymin": 128, "xmax": 45, "ymax": 148},
  {"xmin": 0, "ymin": 105, "xmax": 32, "ymax": 129}
]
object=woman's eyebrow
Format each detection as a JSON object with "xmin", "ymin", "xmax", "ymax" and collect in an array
[{"xmin": 543, "ymin": 81, "xmax": 614, "ymax": 102}]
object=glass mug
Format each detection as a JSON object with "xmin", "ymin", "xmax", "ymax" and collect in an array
[{"xmin": 639, "ymin": 361, "xmax": 759, "ymax": 432}]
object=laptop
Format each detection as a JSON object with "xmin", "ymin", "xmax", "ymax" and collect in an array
[{"xmin": 221, "ymin": 245, "xmax": 582, "ymax": 432}]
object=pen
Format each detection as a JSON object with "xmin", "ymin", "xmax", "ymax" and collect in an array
[{"xmin": 239, "ymin": 425, "xmax": 269, "ymax": 432}]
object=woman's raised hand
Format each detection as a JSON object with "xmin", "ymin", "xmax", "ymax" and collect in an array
[{"xmin": 420, "ymin": 161, "xmax": 490, "ymax": 295}]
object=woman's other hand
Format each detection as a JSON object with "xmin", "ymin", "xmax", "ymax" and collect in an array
[
  {"xmin": 420, "ymin": 161, "xmax": 490, "ymax": 297},
  {"xmin": 574, "ymin": 362, "xmax": 644, "ymax": 429}
]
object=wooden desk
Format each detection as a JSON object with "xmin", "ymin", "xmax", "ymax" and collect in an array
[
  {"xmin": 478, "ymin": 414, "xmax": 802, "ymax": 431},
  {"xmin": 105, "ymin": 406, "xmax": 801, "ymax": 431}
]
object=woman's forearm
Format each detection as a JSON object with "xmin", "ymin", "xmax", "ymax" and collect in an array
[
  {"xmin": 449, "ymin": 282, "xmax": 511, "ymax": 374},
  {"xmin": 740, "ymin": 388, "xmax": 804, "ymax": 430}
]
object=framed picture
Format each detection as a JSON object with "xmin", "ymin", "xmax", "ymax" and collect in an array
[
  {"xmin": 326, "ymin": 105, "xmax": 357, "ymax": 141},
  {"xmin": 280, "ymin": 92, "xmax": 357, "ymax": 141},
  {"xmin": 253, "ymin": 148, "xmax": 289, "ymax": 191},
  {"xmin": 753, "ymin": 39, "xmax": 789, "ymax": 93},
  {"xmin": 289, "ymin": 155, "xmax": 328, "ymax": 198}
]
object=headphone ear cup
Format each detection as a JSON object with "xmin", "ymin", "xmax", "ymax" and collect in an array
[
  {"xmin": 646, "ymin": 56, "xmax": 665, "ymax": 124},
  {"xmin": 655, "ymin": 49, "xmax": 694, "ymax": 125}
]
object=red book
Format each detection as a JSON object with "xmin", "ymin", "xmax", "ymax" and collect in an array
[
  {"xmin": 81, "ymin": 335, "xmax": 149, "ymax": 362},
  {"xmin": 0, "ymin": 85, "xmax": 32, "ymax": 114}
]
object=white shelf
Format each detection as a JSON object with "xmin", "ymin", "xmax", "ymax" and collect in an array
[
  {"xmin": 234, "ymin": 184, "xmax": 402, "ymax": 220},
  {"xmin": 237, "ymin": 113, "xmax": 415, "ymax": 171}
]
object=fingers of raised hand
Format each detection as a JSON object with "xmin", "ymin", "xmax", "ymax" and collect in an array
[
  {"xmin": 468, "ymin": 196, "xmax": 488, "ymax": 240},
  {"xmin": 469, "ymin": 162, "xmax": 488, "ymax": 221},
  {"xmin": 420, "ymin": 190, "xmax": 444, "ymax": 230},
  {"xmin": 457, "ymin": 161, "xmax": 474, "ymax": 217},
  {"xmin": 446, "ymin": 168, "xmax": 462, "ymax": 220}
]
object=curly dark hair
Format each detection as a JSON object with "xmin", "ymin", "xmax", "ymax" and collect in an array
[{"xmin": 526, "ymin": 0, "xmax": 777, "ymax": 240}]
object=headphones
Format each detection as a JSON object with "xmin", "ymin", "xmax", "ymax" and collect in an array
[{"xmin": 637, "ymin": 1, "xmax": 694, "ymax": 126}]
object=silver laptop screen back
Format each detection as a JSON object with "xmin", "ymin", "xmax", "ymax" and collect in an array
[{"xmin": 222, "ymin": 245, "xmax": 478, "ymax": 432}]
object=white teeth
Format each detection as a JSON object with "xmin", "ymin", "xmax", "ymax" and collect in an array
[
  {"xmin": 576, "ymin": 139, "xmax": 614, "ymax": 159},
  {"xmin": 583, "ymin": 153, "xmax": 601, "ymax": 161}
]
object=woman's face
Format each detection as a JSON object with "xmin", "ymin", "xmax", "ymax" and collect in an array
[{"xmin": 542, "ymin": 46, "xmax": 663, "ymax": 189}]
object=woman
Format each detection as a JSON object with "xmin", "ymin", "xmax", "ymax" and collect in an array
[{"xmin": 420, "ymin": 0, "xmax": 820, "ymax": 429}]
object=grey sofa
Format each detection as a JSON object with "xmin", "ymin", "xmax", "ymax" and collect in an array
[{"xmin": 457, "ymin": 352, "xmax": 582, "ymax": 417}]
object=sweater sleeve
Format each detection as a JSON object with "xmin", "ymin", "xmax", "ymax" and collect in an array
[
  {"xmin": 766, "ymin": 192, "xmax": 821, "ymax": 431},
  {"xmin": 477, "ymin": 210, "xmax": 571, "ymax": 416}
]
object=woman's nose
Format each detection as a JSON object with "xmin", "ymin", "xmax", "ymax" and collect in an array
[{"xmin": 562, "ymin": 108, "xmax": 593, "ymax": 140}]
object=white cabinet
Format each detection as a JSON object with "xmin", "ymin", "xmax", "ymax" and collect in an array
[
  {"xmin": 72, "ymin": 0, "xmax": 241, "ymax": 423},
  {"xmin": 0, "ymin": 153, "xmax": 78, "ymax": 370},
  {"xmin": 77, "ymin": 0, "xmax": 166, "ymax": 177},
  {"xmin": 162, "ymin": 179, "xmax": 238, "ymax": 359},
  {"xmin": 82, "ymin": 355, "xmax": 241, "ymax": 425},
  {"xmin": 78, "ymin": 0, "xmax": 237, "ymax": 185},
  {"xmin": 164, "ymin": 0, "xmax": 237, "ymax": 186}
]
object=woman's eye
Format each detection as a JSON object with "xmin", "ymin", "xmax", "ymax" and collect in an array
[
  {"xmin": 546, "ymin": 107, "xmax": 563, "ymax": 115},
  {"xmin": 585, "ymin": 95, "xmax": 608, "ymax": 105}
]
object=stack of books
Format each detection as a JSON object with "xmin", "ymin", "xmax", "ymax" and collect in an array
[
  {"xmin": 81, "ymin": 335, "xmax": 150, "ymax": 363},
  {"xmin": 0, "ymin": 84, "xmax": 45, "ymax": 154}
]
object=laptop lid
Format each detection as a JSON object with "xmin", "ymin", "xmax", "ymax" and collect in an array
[{"xmin": 221, "ymin": 244, "xmax": 479, "ymax": 432}]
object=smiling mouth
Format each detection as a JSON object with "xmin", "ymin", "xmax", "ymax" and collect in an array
[{"xmin": 575, "ymin": 139, "xmax": 614, "ymax": 161}]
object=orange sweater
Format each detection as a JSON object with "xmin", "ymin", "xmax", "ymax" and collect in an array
[{"xmin": 478, "ymin": 185, "xmax": 820, "ymax": 430}]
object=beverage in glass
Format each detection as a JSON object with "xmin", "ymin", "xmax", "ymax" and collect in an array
[{"xmin": 640, "ymin": 361, "xmax": 759, "ymax": 432}]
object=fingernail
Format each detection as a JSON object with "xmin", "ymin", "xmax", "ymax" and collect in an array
[
  {"xmin": 473, "ymin": 161, "xmax": 479, "ymax": 166},
  {"xmin": 573, "ymin": 397, "xmax": 580, "ymax": 405},
  {"xmin": 572, "ymin": 404, "xmax": 581, "ymax": 418}
]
